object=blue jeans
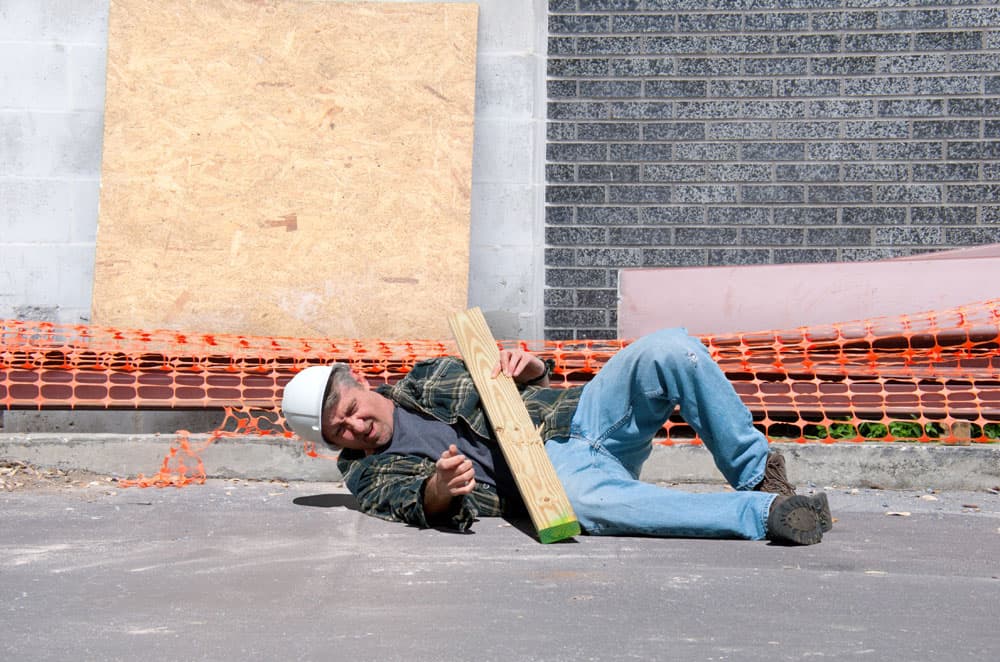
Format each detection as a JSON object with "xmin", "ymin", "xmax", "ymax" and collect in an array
[{"xmin": 545, "ymin": 328, "xmax": 776, "ymax": 540}]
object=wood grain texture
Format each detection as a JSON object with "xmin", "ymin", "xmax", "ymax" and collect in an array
[
  {"xmin": 93, "ymin": 0, "xmax": 477, "ymax": 339},
  {"xmin": 448, "ymin": 307, "xmax": 579, "ymax": 543}
]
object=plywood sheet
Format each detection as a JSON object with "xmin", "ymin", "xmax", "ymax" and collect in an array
[
  {"xmin": 619, "ymin": 258, "xmax": 1000, "ymax": 338},
  {"xmin": 94, "ymin": 0, "xmax": 478, "ymax": 339}
]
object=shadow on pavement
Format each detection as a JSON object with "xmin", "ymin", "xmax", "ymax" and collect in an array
[{"xmin": 292, "ymin": 493, "xmax": 361, "ymax": 510}]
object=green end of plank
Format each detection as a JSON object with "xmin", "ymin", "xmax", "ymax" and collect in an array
[{"xmin": 538, "ymin": 518, "xmax": 581, "ymax": 544}]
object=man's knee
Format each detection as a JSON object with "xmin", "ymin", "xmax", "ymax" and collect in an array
[{"xmin": 630, "ymin": 327, "xmax": 706, "ymax": 365}]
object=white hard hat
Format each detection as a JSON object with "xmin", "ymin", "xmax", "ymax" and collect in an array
[{"xmin": 281, "ymin": 365, "xmax": 333, "ymax": 444}]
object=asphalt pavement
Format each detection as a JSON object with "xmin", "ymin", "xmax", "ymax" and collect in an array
[{"xmin": 2, "ymin": 479, "xmax": 998, "ymax": 661}]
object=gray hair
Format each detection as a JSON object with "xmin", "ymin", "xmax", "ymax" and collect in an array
[{"xmin": 320, "ymin": 363, "xmax": 363, "ymax": 447}]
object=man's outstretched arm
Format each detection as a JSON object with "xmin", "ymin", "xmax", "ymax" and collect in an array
[{"xmin": 340, "ymin": 452, "xmax": 482, "ymax": 530}]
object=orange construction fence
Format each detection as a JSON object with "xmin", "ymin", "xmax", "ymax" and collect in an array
[{"xmin": 2, "ymin": 299, "xmax": 998, "ymax": 486}]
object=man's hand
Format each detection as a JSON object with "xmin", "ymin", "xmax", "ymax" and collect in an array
[
  {"xmin": 492, "ymin": 349, "xmax": 549, "ymax": 386},
  {"xmin": 423, "ymin": 444, "xmax": 476, "ymax": 516}
]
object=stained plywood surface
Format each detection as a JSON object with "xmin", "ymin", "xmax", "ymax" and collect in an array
[
  {"xmin": 619, "ymin": 258, "xmax": 1000, "ymax": 338},
  {"xmin": 94, "ymin": 0, "xmax": 478, "ymax": 339}
]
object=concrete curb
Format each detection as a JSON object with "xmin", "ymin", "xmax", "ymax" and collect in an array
[
  {"xmin": 2, "ymin": 433, "xmax": 999, "ymax": 489},
  {"xmin": 0, "ymin": 434, "xmax": 341, "ymax": 483},
  {"xmin": 639, "ymin": 442, "xmax": 1000, "ymax": 490}
]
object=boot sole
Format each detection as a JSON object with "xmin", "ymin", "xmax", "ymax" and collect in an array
[
  {"xmin": 770, "ymin": 496, "xmax": 823, "ymax": 545},
  {"xmin": 813, "ymin": 492, "xmax": 832, "ymax": 533}
]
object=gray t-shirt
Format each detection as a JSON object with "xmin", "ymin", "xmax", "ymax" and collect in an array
[{"xmin": 385, "ymin": 405, "xmax": 518, "ymax": 500}]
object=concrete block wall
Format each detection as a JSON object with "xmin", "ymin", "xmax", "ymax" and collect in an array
[
  {"xmin": 545, "ymin": 0, "xmax": 1000, "ymax": 340},
  {"xmin": 0, "ymin": 0, "xmax": 108, "ymax": 324}
]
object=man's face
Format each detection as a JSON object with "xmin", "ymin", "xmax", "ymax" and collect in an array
[{"xmin": 323, "ymin": 381, "xmax": 395, "ymax": 453}]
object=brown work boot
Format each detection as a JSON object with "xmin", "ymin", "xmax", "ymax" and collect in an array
[
  {"xmin": 755, "ymin": 452, "xmax": 833, "ymax": 532},
  {"xmin": 767, "ymin": 494, "xmax": 825, "ymax": 545},
  {"xmin": 812, "ymin": 491, "xmax": 833, "ymax": 533},
  {"xmin": 754, "ymin": 450, "xmax": 796, "ymax": 496}
]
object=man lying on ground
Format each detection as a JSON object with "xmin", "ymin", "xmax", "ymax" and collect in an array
[{"xmin": 281, "ymin": 328, "xmax": 831, "ymax": 545}]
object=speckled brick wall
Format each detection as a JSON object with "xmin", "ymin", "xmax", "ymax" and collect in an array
[{"xmin": 545, "ymin": 0, "xmax": 1000, "ymax": 340}]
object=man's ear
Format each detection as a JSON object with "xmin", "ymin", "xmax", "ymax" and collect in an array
[{"xmin": 350, "ymin": 368, "xmax": 371, "ymax": 390}]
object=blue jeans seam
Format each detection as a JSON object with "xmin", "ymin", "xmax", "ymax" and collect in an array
[
  {"xmin": 572, "ymin": 406, "xmax": 633, "ymax": 447},
  {"xmin": 589, "ymin": 438, "xmax": 620, "ymax": 464},
  {"xmin": 759, "ymin": 493, "xmax": 777, "ymax": 539},
  {"xmin": 736, "ymin": 467, "xmax": 765, "ymax": 492}
]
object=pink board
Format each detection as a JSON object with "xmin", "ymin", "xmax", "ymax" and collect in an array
[
  {"xmin": 618, "ymin": 256, "xmax": 1000, "ymax": 338},
  {"xmin": 893, "ymin": 243, "xmax": 1000, "ymax": 261}
]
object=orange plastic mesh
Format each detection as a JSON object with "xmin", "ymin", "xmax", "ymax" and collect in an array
[{"xmin": 3, "ymin": 299, "xmax": 998, "ymax": 487}]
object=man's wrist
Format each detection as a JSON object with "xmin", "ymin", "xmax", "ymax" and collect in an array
[
  {"xmin": 524, "ymin": 358, "xmax": 554, "ymax": 385},
  {"xmin": 422, "ymin": 473, "xmax": 454, "ymax": 515}
]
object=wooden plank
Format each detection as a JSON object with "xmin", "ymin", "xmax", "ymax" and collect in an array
[
  {"xmin": 448, "ymin": 308, "xmax": 580, "ymax": 544},
  {"xmin": 619, "ymin": 257, "xmax": 1000, "ymax": 338},
  {"xmin": 93, "ymin": 0, "xmax": 478, "ymax": 340}
]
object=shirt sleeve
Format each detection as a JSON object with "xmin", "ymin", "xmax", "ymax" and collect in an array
[{"xmin": 337, "ymin": 452, "xmax": 480, "ymax": 532}]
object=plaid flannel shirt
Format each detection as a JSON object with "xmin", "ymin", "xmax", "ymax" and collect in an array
[{"xmin": 336, "ymin": 356, "xmax": 583, "ymax": 531}]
